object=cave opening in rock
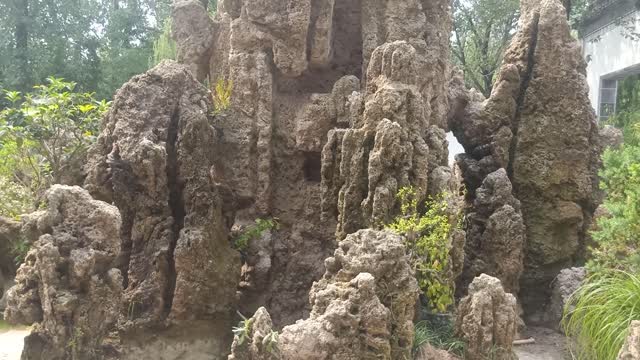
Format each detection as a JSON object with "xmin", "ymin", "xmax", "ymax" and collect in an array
[{"xmin": 303, "ymin": 151, "xmax": 322, "ymax": 182}]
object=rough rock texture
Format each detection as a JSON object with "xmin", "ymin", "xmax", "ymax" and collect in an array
[
  {"xmin": 170, "ymin": 0, "xmax": 456, "ymax": 327},
  {"xmin": 618, "ymin": 321, "xmax": 640, "ymax": 360},
  {"xmin": 4, "ymin": 185, "xmax": 123, "ymax": 360},
  {"xmin": 546, "ymin": 267, "xmax": 586, "ymax": 328},
  {"xmin": 450, "ymin": 0, "xmax": 601, "ymax": 315},
  {"xmin": 84, "ymin": 61, "xmax": 240, "ymax": 357},
  {"xmin": 415, "ymin": 344, "xmax": 460, "ymax": 360},
  {"xmin": 322, "ymin": 41, "xmax": 432, "ymax": 239},
  {"xmin": 228, "ymin": 229, "xmax": 420, "ymax": 360},
  {"xmin": 457, "ymin": 169, "xmax": 525, "ymax": 296},
  {"xmin": 0, "ymin": 217, "xmax": 20, "ymax": 317},
  {"xmin": 455, "ymin": 274, "xmax": 518, "ymax": 360}
]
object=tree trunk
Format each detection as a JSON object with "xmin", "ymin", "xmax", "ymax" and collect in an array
[{"xmin": 13, "ymin": 0, "xmax": 30, "ymax": 91}]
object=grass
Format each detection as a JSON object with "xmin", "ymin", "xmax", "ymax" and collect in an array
[
  {"xmin": 413, "ymin": 317, "xmax": 465, "ymax": 357},
  {"xmin": 562, "ymin": 270, "xmax": 640, "ymax": 360}
]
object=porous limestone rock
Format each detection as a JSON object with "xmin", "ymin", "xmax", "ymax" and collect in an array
[
  {"xmin": 415, "ymin": 343, "xmax": 460, "ymax": 360},
  {"xmin": 321, "ymin": 41, "xmax": 432, "ymax": 240},
  {"xmin": 546, "ymin": 267, "xmax": 586, "ymax": 328},
  {"xmin": 618, "ymin": 321, "xmax": 640, "ymax": 360},
  {"xmin": 450, "ymin": 0, "xmax": 601, "ymax": 314},
  {"xmin": 0, "ymin": 217, "xmax": 20, "ymax": 317},
  {"xmin": 171, "ymin": 0, "xmax": 456, "ymax": 327},
  {"xmin": 457, "ymin": 169, "xmax": 525, "ymax": 296},
  {"xmin": 4, "ymin": 185, "xmax": 123, "ymax": 359},
  {"xmin": 228, "ymin": 229, "xmax": 420, "ymax": 360},
  {"xmin": 85, "ymin": 61, "xmax": 240, "ymax": 357},
  {"xmin": 455, "ymin": 274, "xmax": 518, "ymax": 360}
]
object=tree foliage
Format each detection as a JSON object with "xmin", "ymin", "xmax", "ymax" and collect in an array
[
  {"xmin": 452, "ymin": 0, "xmax": 519, "ymax": 98},
  {"xmin": 0, "ymin": 78, "xmax": 108, "ymax": 217},
  {"xmin": 0, "ymin": 0, "xmax": 174, "ymax": 99}
]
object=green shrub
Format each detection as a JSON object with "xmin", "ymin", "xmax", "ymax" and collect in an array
[
  {"xmin": 0, "ymin": 78, "xmax": 107, "ymax": 216},
  {"xmin": 590, "ymin": 128, "xmax": 640, "ymax": 273},
  {"xmin": 386, "ymin": 187, "xmax": 459, "ymax": 313},
  {"xmin": 563, "ymin": 271, "xmax": 640, "ymax": 360}
]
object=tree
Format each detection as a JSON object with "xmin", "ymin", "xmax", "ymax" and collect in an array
[
  {"xmin": 0, "ymin": 0, "xmax": 174, "ymax": 100},
  {"xmin": 0, "ymin": 78, "xmax": 108, "ymax": 216},
  {"xmin": 451, "ymin": 0, "xmax": 519, "ymax": 98}
]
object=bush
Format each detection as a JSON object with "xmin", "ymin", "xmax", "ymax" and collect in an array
[
  {"xmin": 386, "ymin": 187, "xmax": 460, "ymax": 313},
  {"xmin": 0, "ymin": 77, "xmax": 108, "ymax": 216},
  {"xmin": 563, "ymin": 271, "xmax": 640, "ymax": 360},
  {"xmin": 590, "ymin": 127, "xmax": 640, "ymax": 273}
]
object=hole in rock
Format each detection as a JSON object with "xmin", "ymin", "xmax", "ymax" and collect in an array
[{"xmin": 303, "ymin": 152, "xmax": 322, "ymax": 182}]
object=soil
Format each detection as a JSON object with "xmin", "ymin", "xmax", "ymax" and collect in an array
[
  {"xmin": 0, "ymin": 328, "xmax": 28, "ymax": 360},
  {"xmin": 514, "ymin": 326, "xmax": 571, "ymax": 360}
]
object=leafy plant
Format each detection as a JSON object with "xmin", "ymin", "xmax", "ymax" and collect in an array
[
  {"xmin": 233, "ymin": 218, "xmax": 279, "ymax": 251},
  {"xmin": 11, "ymin": 237, "xmax": 30, "ymax": 266},
  {"xmin": 562, "ymin": 271, "xmax": 640, "ymax": 360},
  {"xmin": 212, "ymin": 79, "xmax": 233, "ymax": 114},
  {"xmin": 386, "ymin": 187, "xmax": 458, "ymax": 313},
  {"xmin": 232, "ymin": 313, "xmax": 253, "ymax": 346},
  {"xmin": 0, "ymin": 78, "xmax": 108, "ymax": 216},
  {"xmin": 263, "ymin": 330, "xmax": 279, "ymax": 355},
  {"xmin": 413, "ymin": 318, "xmax": 465, "ymax": 357}
]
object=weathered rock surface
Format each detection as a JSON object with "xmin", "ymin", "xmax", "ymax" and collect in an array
[
  {"xmin": 85, "ymin": 61, "xmax": 240, "ymax": 357},
  {"xmin": 170, "ymin": 0, "xmax": 456, "ymax": 327},
  {"xmin": 546, "ymin": 267, "xmax": 586, "ymax": 328},
  {"xmin": 458, "ymin": 169, "xmax": 525, "ymax": 296},
  {"xmin": 455, "ymin": 274, "xmax": 518, "ymax": 360},
  {"xmin": 0, "ymin": 217, "xmax": 20, "ymax": 317},
  {"xmin": 450, "ymin": 0, "xmax": 601, "ymax": 314},
  {"xmin": 228, "ymin": 229, "xmax": 420, "ymax": 360},
  {"xmin": 415, "ymin": 343, "xmax": 460, "ymax": 360},
  {"xmin": 4, "ymin": 185, "xmax": 123, "ymax": 359},
  {"xmin": 618, "ymin": 321, "xmax": 640, "ymax": 360}
]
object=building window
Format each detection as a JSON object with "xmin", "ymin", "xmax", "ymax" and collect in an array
[{"xmin": 599, "ymin": 79, "xmax": 618, "ymax": 122}]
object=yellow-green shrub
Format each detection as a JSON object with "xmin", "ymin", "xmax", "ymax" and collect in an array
[{"xmin": 386, "ymin": 187, "xmax": 458, "ymax": 313}]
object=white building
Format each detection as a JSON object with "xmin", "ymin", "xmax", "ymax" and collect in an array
[{"xmin": 581, "ymin": 0, "xmax": 640, "ymax": 121}]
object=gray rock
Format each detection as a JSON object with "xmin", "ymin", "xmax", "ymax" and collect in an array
[
  {"xmin": 618, "ymin": 321, "xmax": 640, "ymax": 360},
  {"xmin": 548, "ymin": 267, "xmax": 586, "ymax": 328}
]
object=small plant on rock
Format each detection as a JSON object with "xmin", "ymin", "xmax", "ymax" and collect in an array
[
  {"xmin": 212, "ymin": 78, "xmax": 233, "ymax": 114},
  {"xmin": 11, "ymin": 237, "xmax": 30, "ymax": 266},
  {"xmin": 232, "ymin": 313, "xmax": 253, "ymax": 346},
  {"xmin": 233, "ymin": 218, "xmax": 279, "ymax": 251},
  {"xmin": 413, "ymin": 318, "xmax": 465, "ymax": 357},
  {"xmin": 386, "ymin": 187, "xmax": 458, "ymax": 313}
]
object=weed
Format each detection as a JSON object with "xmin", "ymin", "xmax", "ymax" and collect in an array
[
  {"xmin": 212, "ymin": 79, "xmax": 233, "ymax": 114},
  {"xmin": 233, "ymin": 218, "xmax": 279, "ymax": 251}
]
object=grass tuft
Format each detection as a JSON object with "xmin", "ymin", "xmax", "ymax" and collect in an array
[
  {"xmin": 413, "ymin": 318, "xmax": 465, "ymax": 357},
  {"xmin": 562, "ymin": 270, "xmax": 640, "ymax": 360}
]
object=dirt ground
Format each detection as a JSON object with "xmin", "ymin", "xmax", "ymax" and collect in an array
[
  {"xmin": 0, "ymin": 328, "xmax": 28, "ymax": 360},
  {"xmin": 514, "ymin": 326, "xmax": 571, "ymax": 360}
]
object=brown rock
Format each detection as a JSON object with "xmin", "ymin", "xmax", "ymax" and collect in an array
[
  {"xmin": 450, "ymin": 0, "xmax": 602, "ymax": 315},
  {"xmin": 455, "ymin": 274, "xmax": 518, "ymax": 360},
  {"xmin": 4, "ymin": 185, "xmax": 123, "ymax": 360},
  {"xmin": 228, "ymin": 229, "xmax": 419, "ymax": 360},
  {"xmin": 85, "ymin": 61, "xmax": 240, "ymax": 357}
]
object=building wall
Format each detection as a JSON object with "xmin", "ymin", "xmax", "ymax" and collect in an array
[{"xmin": 582, "ymin": 8, "xmax": 640, "ymax": 116}]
